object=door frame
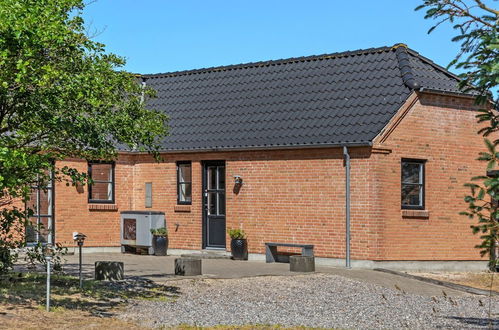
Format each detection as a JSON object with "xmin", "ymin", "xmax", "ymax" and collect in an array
[{"xmin": 201, "ymin": 160, "xmax": 226, "ymax": 249}]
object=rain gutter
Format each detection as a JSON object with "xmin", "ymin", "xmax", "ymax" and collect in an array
[{"xmin": 343, "ymin": 146, "xmax": 351, "ymax": 268}]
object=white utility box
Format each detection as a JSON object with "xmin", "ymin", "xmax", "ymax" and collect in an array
[{"xmin": 120, "ymin": 211, "xmax": 165, "ymax": 254}]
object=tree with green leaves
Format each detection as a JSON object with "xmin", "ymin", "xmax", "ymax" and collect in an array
[
  {"xmin": 0, "ymin": 0, "xmax": 168, "ymax": 272},
  {"xmin": 417, "ymin": 0, "xmax": 498, "ymax": 269}
]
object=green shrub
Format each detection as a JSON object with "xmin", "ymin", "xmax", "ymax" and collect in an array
[
  {"xmin": 227, "ymin": 228, "xmax": 246, "ymax": 239},
  {"xmin": 24, "ymin": 242, "xmax": 68, "ymax": 272},
  {"xmin": 150, "ymin": 227, "xmax": 168, "ymax": 236},
  {"xmin": 0, "ymin": 246, "xmax": 17, "ymax": 274}
]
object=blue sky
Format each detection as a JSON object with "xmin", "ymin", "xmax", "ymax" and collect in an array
[{"xmin": 82, "ymin": 0, "xmax": 461, "ymax": 74}]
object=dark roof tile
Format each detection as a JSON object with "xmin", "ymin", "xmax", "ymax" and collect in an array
[{"xmin": 140, "ymin": 44, "xmax": 464, "ymax": 151}]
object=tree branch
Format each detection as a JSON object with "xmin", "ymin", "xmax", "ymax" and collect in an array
[
  {"xmin": 474, "ymin": 0, "xmax": 499, "ymax": 16},
  {"xmin": 445, "ymin": 0, "xmax": 496, "ymax": 28}
]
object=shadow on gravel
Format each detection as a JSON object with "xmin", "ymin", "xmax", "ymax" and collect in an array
[{"xmin": 446, "ymin": 316, "xmax": 499, "ymax": 328}]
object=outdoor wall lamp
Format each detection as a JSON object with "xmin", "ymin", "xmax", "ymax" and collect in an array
[
  {"xmin": 233, "ymin": 175, "xmax": 243, "ymax": 194},
  {"xmin": 234, "ymin": 175, "xmax": 243, "ymax": 185}
]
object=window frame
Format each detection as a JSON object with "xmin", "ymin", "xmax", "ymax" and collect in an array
[
  {"xmin": 26, "ymin": 171, "xmax": 55, "ymax": 245},
  {"xmin": 401, "ymin": 158, "xmax": 426, "ymax": 210},
  {"xmin": 177, "ymin": 161, "xmax": 192, "ymax": 205},
  {"xmin": 88, "ymin": 161, "xmax": 115, "ymax": 204}
]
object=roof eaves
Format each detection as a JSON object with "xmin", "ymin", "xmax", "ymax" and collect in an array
[
  {"xmin": 418, "ymin": 87, "xmax": 480, "ymax": 98},
  {"xmin": 119, "ymin": 141, "xmax": 373, "ymax": 154}
]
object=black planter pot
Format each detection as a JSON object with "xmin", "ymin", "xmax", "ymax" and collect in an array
[
  {"xmin": 152, "ymin": 235, "xmax": 168, "ymax": 256},
  {"xmin": 230, "ymin": 238, "xmax": 248, "ymax": 260}
]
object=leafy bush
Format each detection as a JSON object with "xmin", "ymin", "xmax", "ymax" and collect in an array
[
  {"xmin": 150, "ymin": 227, "xmax": 168, "ymax": 236},
  {"xmin": 227, "ymin": 228, "xmax": 246, "ymax": 239},
  {"xmin": 0, "ymin": 246, "xmax": 17, "ymax": 274},
  {"xmin": 24, "ymin": 242, "xmax": 68, "ymax": 272}
]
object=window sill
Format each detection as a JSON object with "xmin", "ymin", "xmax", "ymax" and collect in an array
[
  {"xmin": 402, "ymin": 209, "xmax": 429, "ymax": 219},
  {"xmin": 88, "ymin": 204, "xmax": 118, "ymax": 211},
  {"xmin": 174, "ymin": 205, "xmax": 191, "ymax": 213}
]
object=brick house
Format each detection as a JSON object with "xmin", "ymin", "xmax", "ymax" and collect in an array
[{"xmin": 29, "ymin": 44, "xmax": 488, "ymax": 268}]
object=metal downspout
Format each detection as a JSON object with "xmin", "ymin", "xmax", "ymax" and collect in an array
[
  {"xmin": 343, "ymin": 146, "xmax": 351, "ymax": 268},
  {"xmin": 140, "ymin": 77, "xmax": 147, "ymax": 104}
]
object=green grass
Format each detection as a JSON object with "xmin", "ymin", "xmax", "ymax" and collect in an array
[{"xmin": 0, "ymin": 272, "xmax": 180, "ymax": 312}]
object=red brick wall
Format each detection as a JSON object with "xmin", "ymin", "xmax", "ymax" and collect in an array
[
  {"xmin": 123, "ymin": 149, "xmax": 375, "ymax": 258},
  {"xmin": 51, "ymin": 92, "xmax": 487, "ymax": 261},
  {"xmin": 54, "ymin": 156, "xmax": 135, "ymax": 247},
  {"xmin": 54, "ymin": 149, "xmax": 377, "ymax": 258},
  {"xmin": 372, "ymin": 92, "xmax": 488, "ymax": 261}
]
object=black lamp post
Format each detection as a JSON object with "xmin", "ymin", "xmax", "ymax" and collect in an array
[{"xmin": 73, "ymin": 233, "xmax": 87, "ymax": 288}]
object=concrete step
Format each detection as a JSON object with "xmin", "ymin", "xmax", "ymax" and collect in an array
[{"xmin": 180, "ymin": 251, "xmax": 231, "ymax": 260}]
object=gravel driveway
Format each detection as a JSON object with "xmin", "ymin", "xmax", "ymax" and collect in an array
[{"xmin": 119, "ymin": 273, "xmax": 498, "ymax": 329}]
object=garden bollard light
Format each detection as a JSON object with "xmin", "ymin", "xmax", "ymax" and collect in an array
[
  {"xmin": 73, "ymin": 232, "xmax": 87, "ymax": 288},
  {"xmin": 43, "ymin": 244, "xmax": 54, "ymax": 312}
]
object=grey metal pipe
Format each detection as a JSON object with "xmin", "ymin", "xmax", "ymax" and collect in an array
[
  {"xmin": 46, "ymin": 256, "xmax": 51, "ymax": 312},
  {"xmin": 343, "ymin": 146, "xmax": 351, "ymax": 268},
  {"xmin": 79, "ymin": 244, "xmax": 83, "ymax": 288},
  {"xmin": 140, "ymin": 77, "xmax": 147, "ymax": 104}
]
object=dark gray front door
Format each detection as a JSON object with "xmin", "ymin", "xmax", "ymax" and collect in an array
[{"xmin": 202, "ymin": 161, "xmax": 226, "ymax": 248}]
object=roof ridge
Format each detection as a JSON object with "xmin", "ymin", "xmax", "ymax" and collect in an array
[
  {"xmin": 141, "ymin": 45, "xmax": 394, "ymax": 79},
  {"xmin": 393, "ymin": 44, "xmax": 421, "ymax": 90},
  {"xmin": 405, "ymin": 48, "xmax": 461, "ymax": 82}
]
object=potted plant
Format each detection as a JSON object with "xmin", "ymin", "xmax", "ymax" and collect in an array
[
  {"xmin": 150, "ymin": 227, "xmax": 168, "ymax": 256},
  {"xmin": 227, "ymin": 228, "xmax": 248, "ymax": 260}
]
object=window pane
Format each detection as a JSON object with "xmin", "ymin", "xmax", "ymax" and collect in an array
[
  {"xmin": 26, "ymin": 217, "xmax": 51, "ymax": 243},
  {"xmin": 44, "ymin": 170, "xmax": 53, "ymax": 188},
  {"xmin": 179, "ymin": 163, "xmax": 191, "ymax": 182},
  {"xmin": 218, "ymin": 193, "xmax": 225, "ymax": 215},
  {"xmin": 39, "ymin": 217, "xmax": 50, "ymax": 243},
  {"xmin": 208, "ymin": 167, "xmax": 217, "ymax": 190},
  {"xmin": 402, "ymin": 184, "xmax": 422, "ymax": 207},
  {"xmin": 91, "ymin": 182, "xmax": 112, "ymax": 201},
  {"xmin": 218, "ymin": 166, "xmax": 225, "ymax": 189},
  {"xmin": 26, "ymin": 218, "xmax": 37, "ymax": 243},
  {"xmin": 207, "ymin": 192, "xmax": 217, "ymax": 215},
  {"xmin": 38, "ymin": 188, "xmax": 52, "ymax": 216},
  {"xmin": 179, "ymin": 183, "xmax": 192, "ymax": 202},
  {"xmin": 402, "ymin": 163, "xmax": 422, "ymax": 184},
  {"xmin": 27, "ymin": 190, "xmax": 38, "ymax": 215},
  {"xmin": 91, "ymin": 163, "xmax": 112, "ymax": 182}
]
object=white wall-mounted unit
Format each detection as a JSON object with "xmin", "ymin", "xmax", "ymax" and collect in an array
[{"xmin": 120, "ymin": 211, "xmax": 165, "ymax": 254}]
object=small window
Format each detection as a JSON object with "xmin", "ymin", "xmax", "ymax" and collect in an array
[
  {"xmin": 177, "ymin": 161, "xmax": 192, "ymax": 204},
  {"xmin": 88, "ymin": 162, "xmax": 115, "ymax": 203},
  {"xmin": 401, "ymin": 159, "xmax": 425, "ymax": 209}
]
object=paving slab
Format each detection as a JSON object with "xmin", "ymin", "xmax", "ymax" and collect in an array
[{"xmin": 50, "ymin": 252, "xmax": 476, "ymax": 298}]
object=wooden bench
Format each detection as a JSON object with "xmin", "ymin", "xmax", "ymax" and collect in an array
[{"xmin": 265, "ymin": 242, "xmax": 314, "ymax": 263}]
